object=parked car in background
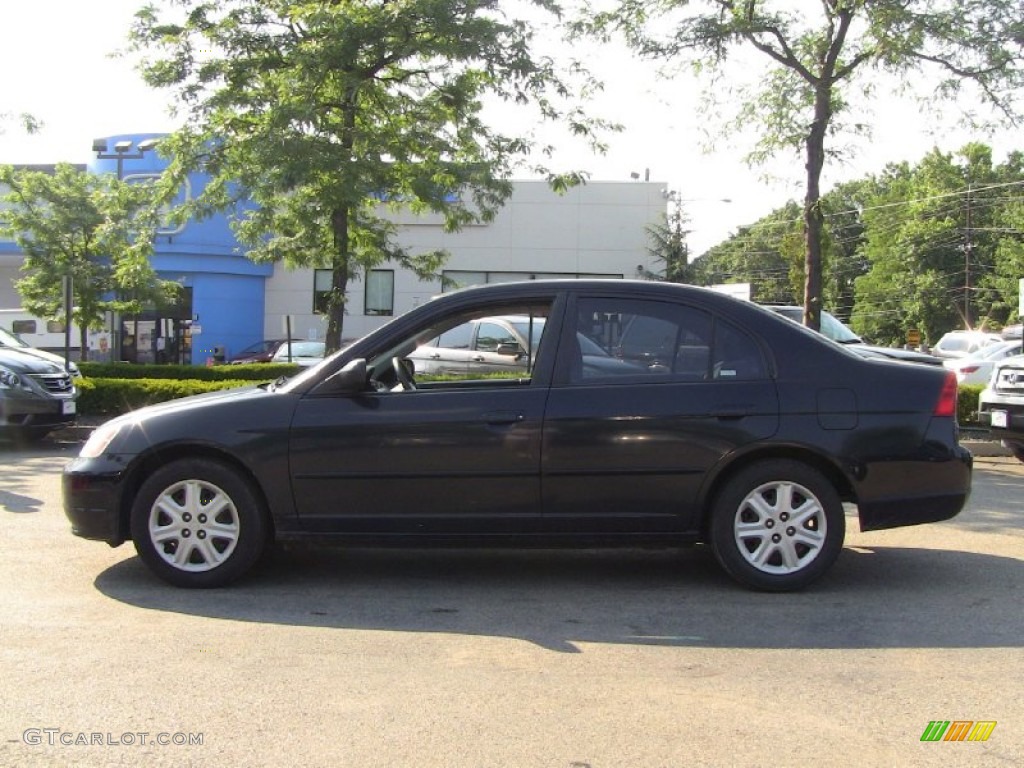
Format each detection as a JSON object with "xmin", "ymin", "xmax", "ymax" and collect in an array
[
  {"xmin": 229, "ymin": 339, "xmax": 302, "ymax": 364},
  {"xmin": 270, "ymin": 340, "xmax": 327, "ymax": 367},
  {"xmin": 0, "ymin": 346, "xmax": 77, "ymax": 442},
  {"xmin": 408, "ymin": 315, "xmax": 642, "ymax": 377},
  {"xmin": 0, "ymin": 325, "xmax": 81, "ymax": 378},
  {"xmin": 943, "ymin": 340, "xmax": 1022, "ymax": 386},
  {"xmin": 765, "ymin": 306, "xmax": 942, "ymax": 365},
  {"xmin": 979, "ymin": 353, "xmax": 1024, "ymax": 463},
  {"xmin": 931, "ymin": 330, "xmax": 1002, "ymax": 360},
  {"xmin": 64, "ymin": 280, "xmax": 971, "ymax": 592}
]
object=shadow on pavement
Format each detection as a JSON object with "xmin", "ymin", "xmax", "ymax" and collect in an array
[{"xmin": 94, "ymin": 543, "xmax": 1023, "ymax": 652}]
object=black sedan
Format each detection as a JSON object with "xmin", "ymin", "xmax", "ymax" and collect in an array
[{"xmin": 64, "ymin": 280, "xmax": 972, "ymax": 591}]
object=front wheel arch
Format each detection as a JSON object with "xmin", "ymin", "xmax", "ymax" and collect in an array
[{"xmin": 129, "ymin": 457, "xmax": 270, "ymax": 588}]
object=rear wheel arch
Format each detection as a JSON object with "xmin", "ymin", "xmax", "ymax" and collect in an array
[
  {"xmin": 699, "ymin": 446, "xmax": 855, "ymax": 535},
  {"xmin": 703, "ymin": 454, "xmax": 848, "ymax": 590}
]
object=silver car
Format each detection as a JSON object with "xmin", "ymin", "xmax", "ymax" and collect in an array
[
  {"xmin": 408, "ymin": 315, "xmax": 643, "ymax": 378},
  {"xmin": 0, "ymin": 346, "xmax": 77, "ymax": 441}
]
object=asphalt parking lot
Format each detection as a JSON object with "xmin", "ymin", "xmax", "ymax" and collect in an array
[{"xmin": 0, "ymin": 435, "xmax": 1021, "ymax": 767}]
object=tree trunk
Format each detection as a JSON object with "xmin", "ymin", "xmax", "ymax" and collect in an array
[
  {"xmin": 802, "ymin": 85, "xmax": 831, "ymax": 332},
  {"xmin": 78, "ymin": 323, "xmax": 89, "ymax": 363},
  {"xmin": 326, "ymin": 206, "xmax": 350, "ymax": 353}
]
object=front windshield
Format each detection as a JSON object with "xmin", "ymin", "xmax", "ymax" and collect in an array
[
  {"xmin": 0, "ymin": 326, "xmax": 29, "ymax": 348},
  {"xmin": 817, "ymin": 311, "xmax": 862, "ymax": 343}
]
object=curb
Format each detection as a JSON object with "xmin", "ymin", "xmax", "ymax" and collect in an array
[{"xmin": 962, "ymin": 439, "xmax": 1010, "ymax": 458}]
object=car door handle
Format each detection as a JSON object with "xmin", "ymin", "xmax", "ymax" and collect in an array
[
  {"xmin": 471, "ymin": 354, "xmax": 486, "ymax": 362},
  {"xmin": 483, "ymin": 411, "xmax": 524, "ymax": 425},
  {"xmin": 712, "ymin": 404, "xmax": 754, "ymax": 420}
]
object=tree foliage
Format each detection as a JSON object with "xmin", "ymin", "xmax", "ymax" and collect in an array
[
  {"xmin": 576, "ymin": 0, "xmax": 1024, "ymax": 330},
  {"xmin": 130, "ymin": 0, "xmax": 610, "ymax": 350},
  {"xmin": 853, "ymin": 144, "xmax": 1024, "ymax": 345},
  {"xmin": 0, "ymin": 163, "xmax": 178, "ymax": 360},
  {"xmin": 646, "ymin": 204, "xmax": 692, "ymax": 282},
  {"xmin": 689, "ymin": 200, "xmax": 803, "ymax": 304},
  {"xmin": 0, "ymin": 112, "xmax": 41, "ymax": 135},
  {"xmin": 687, "ymin": 143, "xmax": 1024, "ymax": 346}
]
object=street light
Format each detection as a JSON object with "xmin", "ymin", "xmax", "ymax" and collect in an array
[
  {"xmin": 92, "ymin": 137, "xmax": 160, "ymax": 362},
  {"xmin": 92, "ymin": 137, "xmax": 159, "ymax": 180}
]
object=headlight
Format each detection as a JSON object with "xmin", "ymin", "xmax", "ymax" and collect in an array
[
  {"xmin": 79, "ymin": 421, "xmax": 125, "ymax": 458},
  {"xmin": 0, "ymin": 365, "xmax": 29, "ymax": 391}
]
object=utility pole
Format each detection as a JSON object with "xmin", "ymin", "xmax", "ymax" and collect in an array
[{"xmin": 965, "ymin": 184, "xmax": 972, "ymax": 328}]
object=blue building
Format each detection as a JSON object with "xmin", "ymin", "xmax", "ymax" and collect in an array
[
  {"xmin": 89, "ymin": 134, "xmax": 271, "ymax": 364},
  {"xmin": 4, "ymin": 133, "xmax": 667, "ymax": 363}
]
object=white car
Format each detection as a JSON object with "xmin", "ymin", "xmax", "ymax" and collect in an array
[
  {"xmin": 943, "ymin": 340, "xmax": 1022, "ymax": 386},
  {"xmin": 270, "ymin": 340, "xmax": 326, "ymax": 367},
  {"xmin": 931, "ymin": 330, "xmax": 1002, "ymax": 360}
]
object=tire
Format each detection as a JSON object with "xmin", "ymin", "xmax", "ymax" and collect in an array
[
  {"xmin": 1005, "ymin": 441, "xmax": 1024, "ymax": 465},
  {"xmin": 709, "ymin": 460, "xmax": 845, "ymax": 591},
  {"xmin": 130, "ymin": 459, "xmax": 268, "ymax": 588}
]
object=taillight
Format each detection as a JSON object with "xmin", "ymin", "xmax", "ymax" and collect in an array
[
  {"xmin": 934, "ymin": 371, "xmax": 958, "ymax": 417},
  {"xmin": 960, "ymin": 366, "xmax": 979, "ymax": 374}
]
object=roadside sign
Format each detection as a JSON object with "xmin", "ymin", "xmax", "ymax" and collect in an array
[{"xmin": 907, "ymin": 328, "xmax": 921, "ymax": 346}]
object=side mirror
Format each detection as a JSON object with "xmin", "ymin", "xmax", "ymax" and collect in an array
[
  {"xmin": 496, "ymin": 341, "xmax": 523, "ymax": 357},
  {"xmin": 320, "ymin": 358, "xmax": 368, "ymax": 394}
]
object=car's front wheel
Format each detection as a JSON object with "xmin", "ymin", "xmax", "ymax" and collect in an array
[
  {"xmin": 709, "ymin": 460, "xmax": 844, "ymax": 591},
  {"xmin": 130, "ymin": 459, "xmax": 268, "ymax": 588}
]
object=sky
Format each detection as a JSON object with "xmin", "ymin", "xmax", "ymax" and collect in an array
[{"xmin": 1, "ymin": 1, "xmax": 1016, "ymax": 255}]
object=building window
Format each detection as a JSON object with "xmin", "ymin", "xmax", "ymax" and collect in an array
[
  {"xmin": 313, "ymin": 270, "xmax": 333, "ymax": 314},
  {"xmin": 364, "ymin": 270, "xmax": 394, "ymax": 316},
  {"xmin": 12, "ymin": 320, "xmax": 37, "ymax": 335}
]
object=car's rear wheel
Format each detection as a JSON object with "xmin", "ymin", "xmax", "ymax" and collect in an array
[
  {"xmin": 709, "ymin": 460, "xmax": 844, "ymax": 591},
  {"xmin": 130, "ymin": 459, "xmax": 268, "ymax": 588}
]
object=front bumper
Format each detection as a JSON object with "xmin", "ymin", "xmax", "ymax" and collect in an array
[
  {"xmin": 63, "ymin": 457, "xmax": 129, "ymax": 546},
  {"xmin": 1, "ymin": 391, "xmax": 76, "ymax": 430},
  {"xmin": 978, "ymin": 392, "xmax": 1024, "ymax": 445}
]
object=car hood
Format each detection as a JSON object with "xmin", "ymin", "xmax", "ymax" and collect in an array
[{"xmin": 0, "ymin": 347, "xmax": 67, "ymax": 374}]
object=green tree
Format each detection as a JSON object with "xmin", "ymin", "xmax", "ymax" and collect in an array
[
  {"xmin": 849, "ymin": 145, "xmax": 1021, "ymax": 345},
  {"xmin": 646, "ymin": 204, "xmax": 692, "ymax": 282},
  {"xmin": 0, "ymin": 163, "xmax": 178, "ymax": 360},
  {"xmin": 577, "ymin": 0, "xmax": 1024, "ymax": 331},
  {"xmin": 130, "ymin": 0, "xmax": 609, "ymax": 351},
  {"xmin": 0, "ymin": 112, "xmax": 41, "ymax": 135},
  {"xmin": 689, "ymin": 200, "xmax": 802, "ymax": 304}
]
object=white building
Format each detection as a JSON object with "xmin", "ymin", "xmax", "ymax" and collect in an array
[{"xmin": 266, "ymin": 180, "xmax": 668, "ymax": 343}]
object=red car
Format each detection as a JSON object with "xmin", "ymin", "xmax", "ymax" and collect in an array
[{"xmin": 229, "ymin": 339, "xmax": 302, "ymax": 364}]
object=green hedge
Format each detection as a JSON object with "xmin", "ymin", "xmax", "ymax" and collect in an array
[
  {"xmin": 75, "ymin": 377, "xmax": 260, "ymax": 416},
  {"xmin": 77, "ymin": 361, "xmax": 301, "ymax": 381},
  {"xmin": 959, "ymin": 384, "xmax": 984, "ymax": 427}
]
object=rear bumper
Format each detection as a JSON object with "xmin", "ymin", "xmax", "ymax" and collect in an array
[{"xmin": 856, "ymin": 445, "xmax": 972, "ymax": 532}]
